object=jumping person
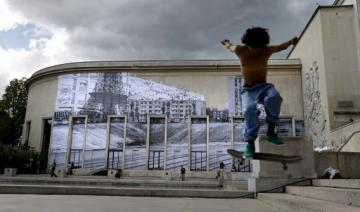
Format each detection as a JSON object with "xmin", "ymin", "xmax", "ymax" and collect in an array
[{"xmin": 221, "ymin": 27, "xmax": 298, "ymax": 158}]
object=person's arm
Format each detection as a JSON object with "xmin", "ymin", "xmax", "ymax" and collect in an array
[
  {"xmin": 269, "ymin": 37, "xmax": 298, "ymax": 53},
  {"xmin": 221, "ymin": 39, "xmax": 239, "ymax": 53}
]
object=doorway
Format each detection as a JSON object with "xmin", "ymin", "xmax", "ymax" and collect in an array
[{"xmin": 40, "ymin": 118, "xmax": 52, "ymax": 173}]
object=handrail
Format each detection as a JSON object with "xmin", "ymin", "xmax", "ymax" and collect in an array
[
  {"xmin": 337, "ymin": 130, "xmax": 360, "ymax": 152},
  {"xmin": 255, "ymin": 178, "xmax": 312, "ymax": 197}
]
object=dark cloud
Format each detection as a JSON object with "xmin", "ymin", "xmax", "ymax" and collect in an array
[{"xmin": 7, "ymin": 0, "xmax": 334, "ymax": 60}]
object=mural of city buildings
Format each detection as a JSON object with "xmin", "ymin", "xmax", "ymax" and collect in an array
[
  {"xmin": 54, "ymin": 72, "xmax": 206, "ymax": 123},
  {"xmin": 49, "ymin": 72, "xmax": 304, "ymax": 172}
]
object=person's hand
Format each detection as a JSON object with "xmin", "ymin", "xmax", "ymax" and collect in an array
[
  {"xmin": 292, "ymin": 37, "xmax": 299, "ymax": 45},
  {"xmin": 221, "ymin": 39, "xmax": 230, "ymax": 45}
]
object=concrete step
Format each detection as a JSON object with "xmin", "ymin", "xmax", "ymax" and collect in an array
[
  {"xmin": 286, "ymin": 186, "xmax": 360, "ymax": 207},
  {"xmin": 253, "ymin": 136, "xmax": 316, "ymax": 179},
  {"xmin": 312, "ymin": 179, "xmax": 360, "ymax": 189},
  {"xmin": 0, "ymin": 184, "xmax": 254, "ymax": 198},
  {"xmin": 258, "ymin": 193, "xmax": 359, "ymax": 212},
  {"xmin": 0, "ymin": 176, "xmax": 221, "ymax": 189},
  {"xmin": 223, "ymin": 180, "xmax": 248, "ymax": 191}
]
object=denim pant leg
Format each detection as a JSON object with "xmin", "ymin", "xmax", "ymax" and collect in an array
[
  {"xmin": 263, "ymin": 85, "xmax": 283, "ymax": 125},
  {"xmin": 241, "ymin": 90, "xmax": 260, "ymax": 141}
]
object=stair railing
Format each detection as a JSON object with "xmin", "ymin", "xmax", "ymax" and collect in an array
[
  {"xmin": 254, "ymin": 178, "xmax": 312, "ymax": 197},
  {"xmin": 337, "ymin": 130, "xmax": 360, "ymax": 152}
]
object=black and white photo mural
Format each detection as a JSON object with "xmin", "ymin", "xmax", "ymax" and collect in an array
[{"xmin": 48, "ymin": 72, "xmax": 304, "ymax": 172}]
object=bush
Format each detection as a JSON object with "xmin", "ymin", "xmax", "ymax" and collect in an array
[{"xmin": 0, "ymin": 144, "xmax": 41, "ymax": 174}]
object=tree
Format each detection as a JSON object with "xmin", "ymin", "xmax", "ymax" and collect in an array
[{"xmin": 0, "ymin": 77, "xmax": 28, "ymax": 145}]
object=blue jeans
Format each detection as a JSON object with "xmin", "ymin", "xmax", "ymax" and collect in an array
[{"xmin": 241, "ymin": 83, "xmax": 283, "ymax": 141}]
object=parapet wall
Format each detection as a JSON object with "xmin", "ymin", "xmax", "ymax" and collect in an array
[
  {"xmin": 315, "ymin": 152, "xmax": 360, "ymax": 178},
  {"xmin": 330, "ymin": 120, "xmax": 360, "ymax": 151}
]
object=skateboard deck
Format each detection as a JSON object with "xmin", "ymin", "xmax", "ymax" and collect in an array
[{"xmin": 227, "ymin": 149, "xmax": 302, "ymax": 170}]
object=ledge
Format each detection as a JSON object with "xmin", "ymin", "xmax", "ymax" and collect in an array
[
  {"xmin": 26, "ymin": 59, "xmax": 301, "ymax": 89},
  {"xmin": 287, "ymin": 5, "xmax": 353, "ymax": 58}
]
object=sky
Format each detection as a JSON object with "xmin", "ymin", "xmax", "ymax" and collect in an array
[{"xmin": 0, "ymin": 0, "xmax": 334, "ymax": 96}]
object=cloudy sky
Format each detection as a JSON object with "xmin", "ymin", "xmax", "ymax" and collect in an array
[{"xmin": 0, "ymin": 0, "xmax": 334, "ymax": 95}]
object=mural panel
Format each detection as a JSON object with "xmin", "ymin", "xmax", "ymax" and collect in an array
[
  {"xmin": 190, "ymin": 118, "xmax": 207, "ymax": 171},
  {"xmin": 108, "ymin": 117, "xmax": 125, "ymax": 169},
  {"xmin": 149, "ymin": 118, "xmax": 166, "ymax": 170},
  {"xmin": 209, "ymin": 122, "xmax": 232, "ymax": 171},
  {"xmin": 84, "ymin": 123, "xmax": 106, "ymax": 169},
  {"xmin": 49, "ymin": 72, "xmax": 304, "ymax": 170},
  {"xmin": 166, "ymin": 122, "xmax": 188, "ymax": 170},
  {"xmin": 124, "ymin": 122, "xmax": 146, "ymax": 170}
]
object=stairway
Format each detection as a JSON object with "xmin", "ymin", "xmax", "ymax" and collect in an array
[
  {"xmin": 0, "ymin": 175, "xmax": 251, "ymax": 198},
  {"xmin": 257, "ymin": 179, "xmax": 360, "ymax": 211}
]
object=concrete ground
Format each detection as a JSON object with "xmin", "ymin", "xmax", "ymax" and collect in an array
[{"xmin": 0, "ymin": 194, "xmax": 279, "ymax": 212}]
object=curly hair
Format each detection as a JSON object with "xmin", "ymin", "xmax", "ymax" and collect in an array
[{"xmin": 241, "ymin": 27, "xmax": 270, "ymax": 48}]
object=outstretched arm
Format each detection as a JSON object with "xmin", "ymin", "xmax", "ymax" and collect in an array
[
  {"xmin": 221, "ymin": 39, "xmax": 238, "ymax": 52},
  {"xmin": 269, "ymin": 37, "xmax": 298, "ymax": 53}
]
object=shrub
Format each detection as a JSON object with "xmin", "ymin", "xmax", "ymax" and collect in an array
[{"xmin": 0, "ymin": 144, "xmax": 41, "ymax": 174}]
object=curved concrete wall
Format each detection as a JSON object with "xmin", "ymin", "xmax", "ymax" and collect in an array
[
  {"xmin": 23, "ymin": 76, "xmax": 58, "ymax": 151},
  {"xmin": 23, "ymin": 60, "xmax": 303, "ymax": 154}
]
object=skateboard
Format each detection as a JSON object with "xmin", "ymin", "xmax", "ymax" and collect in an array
[{"xmin": 227, "ymin": 149, "xmax": 302, "ymax": 170}]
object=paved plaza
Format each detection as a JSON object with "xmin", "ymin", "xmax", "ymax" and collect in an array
[{"xmin": 0, "ymin": 194, "xmax": 278, "ymax": 212}]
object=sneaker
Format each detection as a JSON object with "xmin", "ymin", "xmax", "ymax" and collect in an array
[
  {"xmin": 243, "ymin": 141, "xmax": 255, "ymax": 158},
  {"xmin": 266, "ymin": 133, "xmax": 285, "ymax": 145}
]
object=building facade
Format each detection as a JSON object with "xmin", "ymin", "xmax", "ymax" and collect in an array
[
  {"xmin": 22, "ymin": 2, "xmax": 360, "ymax": 173},
  {"xmin": 288, "ymin": 4, "xmax": 360, "ymax": 151},
  {"xmin": 23, "ymin": 60, "xmax": 303, "ymax": 172}
]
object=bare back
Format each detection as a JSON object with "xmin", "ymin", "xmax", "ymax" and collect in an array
[
  {"xmin": 235, "ymin": 45, "xmax": 278, "ymax": 87},
  {"xmin": 221, "ymin": 37, "xmax": 296, "ymax": 87}
]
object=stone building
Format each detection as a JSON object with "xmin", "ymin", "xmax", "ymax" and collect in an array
[
  {"xmin": 288, "ymin": 3, "xmax": 360, "ymax": 151},
  {"xmin": 21, "ymin": 2, "xmax": 360, "ymax": 173},
  {"xmin": 22, "ymin": 60, "xmax": 302, "ymax": 171}
]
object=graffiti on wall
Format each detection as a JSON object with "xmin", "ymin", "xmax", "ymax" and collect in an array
[{"xmin": 304, "ymin": 61, "xmax": 327, "ymax": 148}]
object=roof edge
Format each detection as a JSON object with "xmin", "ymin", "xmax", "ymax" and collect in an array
[
  {"xmin": 287, "ymin": 5, "xmax": 353, "ymax": 58},
  {"xmin": 333, "ymin": 0, "xmax": 345, "ymax": 5},
  {"xmin": 26, "ymin": 59, "xmax": 301, "ymax": 88}
]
